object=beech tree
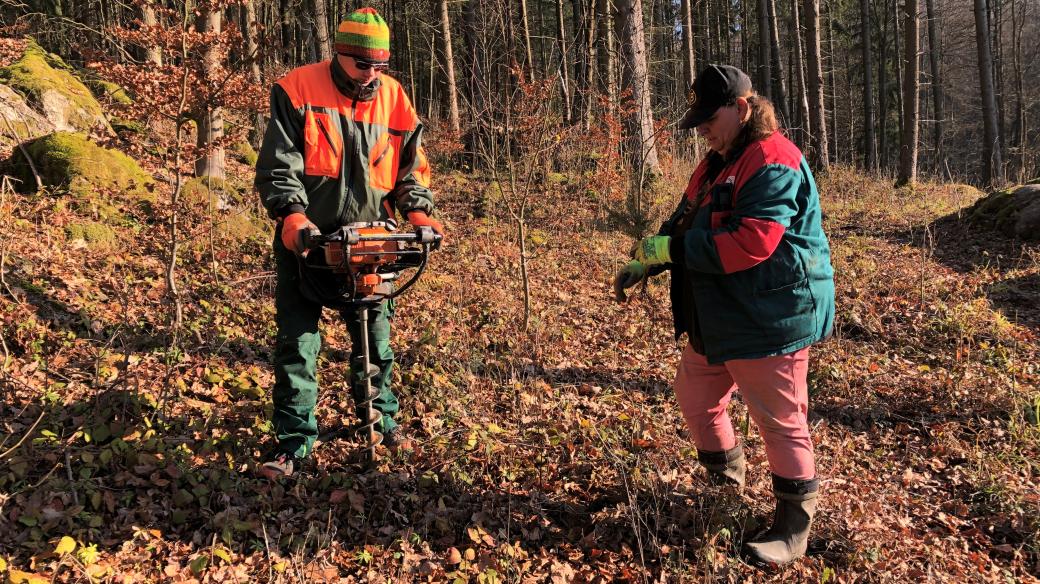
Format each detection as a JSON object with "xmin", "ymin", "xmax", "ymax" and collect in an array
[
  {"xmin": 897, "ymin": 0, "xmax": 920, "ymax": 187},
  {"xmin": 974, "ymin": 0, "xmax": 1003, "ymax": 184}
]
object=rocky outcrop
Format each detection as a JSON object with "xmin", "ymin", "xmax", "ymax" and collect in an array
[
  {"xmin": 968, "ymin": 183, "xmax": 1040, "ymax": 241},
  {"xmin": 0, "ymin": 83, "xmax": 55, "ymax": 149},
  {"xmin": 0, "ymin": 39, "xmax": 110, "ymax": 135},
  {"xmin": 8, "ymin": 132, "xmax": 153, "ymax": 221}
]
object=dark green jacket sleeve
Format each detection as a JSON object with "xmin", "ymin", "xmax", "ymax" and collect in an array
[
  {"xmin": 255, "ymin": 84, "xmax": 308, "ymax": 219},
  {"xmin": 390, "ymin": 92, "xmax": 434, "ymax": 215}
]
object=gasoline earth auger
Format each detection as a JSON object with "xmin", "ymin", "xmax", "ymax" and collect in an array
[{"xmin": 299, "ymin": 221, "xmax": 441, "ymax": 465}]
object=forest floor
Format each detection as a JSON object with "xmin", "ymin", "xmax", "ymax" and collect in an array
[{"xmin": 0, "ymin": 150, "xmax": 1038, "ymax": 583}]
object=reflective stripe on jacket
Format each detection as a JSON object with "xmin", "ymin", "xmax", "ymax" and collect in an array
[
  {"xmin": 255, "ymin": 59, "xmax": 433, "ymax": 231},
  {"xmin": 661, "ymin": 131, "xmax": 835, "ymax": 363}
]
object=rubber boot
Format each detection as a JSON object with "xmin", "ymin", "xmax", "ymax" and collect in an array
[
  {"xmin": 697, "ymin": 444, "xmax": 746, "ymax": 489},
  {"xmin": 744, "ymin": 475, "xmax": 819, "ymax": 566}
]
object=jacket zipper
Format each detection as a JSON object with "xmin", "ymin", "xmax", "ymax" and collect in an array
[
  {"xmin": 372, "ymin": 140, "xmax": 391, "ymax": 166},
  {"xmin": 315, "ymin": 116, "xmax": 338, "ymax": 156},
  {"xmin": 338, "ymin": 97, "xmax": 360, "ymax": 228}
]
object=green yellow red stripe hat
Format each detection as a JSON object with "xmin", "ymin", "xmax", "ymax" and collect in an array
[{"xmin": 335, "ymin": 8, "xmax": 390, "ymax": 63}]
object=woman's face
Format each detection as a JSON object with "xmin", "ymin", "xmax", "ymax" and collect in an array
[{"xmin": 696, "ymin": 98, "xmax": 750, "ymax": 155}]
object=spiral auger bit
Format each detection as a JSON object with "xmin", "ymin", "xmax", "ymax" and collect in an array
[
  {"xmin": 300, "ymin": 221, "xmax": 441, "ymax": 467},
  {"xmin": 353, "ymin": 322, "xmax": 383, "ymax": 464}
]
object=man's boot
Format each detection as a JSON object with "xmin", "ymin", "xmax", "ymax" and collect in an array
[
  {"xmin": 744, "ymin": 475, "xmax": 819, "ymax": 565},
  {"xmin": 697, "ymin": 444, "xmax": 746, "ymax": 489}
]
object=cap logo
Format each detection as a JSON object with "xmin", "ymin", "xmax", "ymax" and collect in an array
[{"xmin": 687, "ymin": 89, "xmax": 698, "ymax": 107}]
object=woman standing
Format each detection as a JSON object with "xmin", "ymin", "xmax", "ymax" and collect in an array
[{"xmin": 615, "ymin": 64, "xmax": 835, "ymax": 565}]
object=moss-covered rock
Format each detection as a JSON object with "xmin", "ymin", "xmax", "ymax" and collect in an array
[
  {"xmin": 232, "ymin": 142, "xmax": 258, "ymax": 166},
  {"xmin": 8, "ymin": 132, "xmax": 154, "ymax": 221},
  {"xmin": 968, "ymin": 184, "xmax": 1040, "ymax": 241},
  {"xmin": 111, "ymin": 119, "xmax": 147, "ymax": 135},
  {"xmin": 66, "ymin": 221, "xmax": 117, "ymax": 250},
  {"xmin": 85, "ymin": 78, "xmax": 132, "ymax": 105},
  {"xmin": 0, "ymin": 39, "xmax": 109, "ymax": 133},
  {"xmin": 180, "ymin": 176, "xmax": 241, "ymax": 210},
  {"xmin": 546, "ymin": 172, "xmax": 568, "ymax": 185},
  {"xmin": 0, "ymin": 83, "xmax": 55, "ymax": 148},
  {"xmin": 179, "ymin": 176, "xmax": 267, "ymax": 248}
]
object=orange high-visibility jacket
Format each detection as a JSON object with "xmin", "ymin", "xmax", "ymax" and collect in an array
[{"xmin": 255, "ymin": 59, "xmax": 434, "ymax": 231}]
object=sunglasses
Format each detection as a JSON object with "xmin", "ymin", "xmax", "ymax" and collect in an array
[{"xmin": 343, "ymin": 56, "xmax": 388, "ymax": 71}]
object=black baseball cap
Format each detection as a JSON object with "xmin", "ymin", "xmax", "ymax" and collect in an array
[{"xmin": 678, "ymin": 64, "xmax": 753, "ymax": 130}]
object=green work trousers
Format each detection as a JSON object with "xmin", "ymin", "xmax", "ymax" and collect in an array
[{"xmin": 271, "ymin": 240, "xmax": 398, "ymax": 458}]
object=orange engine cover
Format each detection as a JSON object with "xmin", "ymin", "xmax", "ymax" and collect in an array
[{"xmin": 324, "ymin": 226, "xmax": 400, "ymax": 269}]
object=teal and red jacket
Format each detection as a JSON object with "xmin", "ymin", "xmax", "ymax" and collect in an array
[{"xmin": 660, "ymin": 131, "xmax": 835, "ymax": 363}]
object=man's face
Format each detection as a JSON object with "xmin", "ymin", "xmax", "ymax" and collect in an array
[{"xmin": 336, "ymin": 54, "xmax": 385, "ymax": 86}]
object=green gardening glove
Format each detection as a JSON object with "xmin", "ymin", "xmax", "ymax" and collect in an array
[
  {"xmin": 613, "ymin": 260, "xmax": 646, "ymax": 302},
  {"xmin": 635, "ymin": 235, "xmax": 672, "ymax": 267}
]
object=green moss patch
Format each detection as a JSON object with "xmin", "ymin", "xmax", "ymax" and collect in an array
[
  {"xmin": 232, "ymin": 142, "xmax": 258, "ymax": 166},
  {"xmin": 9, "ymin": 132, "xmax": 154, "ymax": 221},
  {"xmin": 66, "ymin": 221, "xmax": 117, "ymax": 250},
  {"xmin": 180, "ymin": 177, "xmax": 241, "ymax": 209},
  {"xmin": 0, "ymin": 38, "xmax": 106, "ymax": 132},
  {"xmin": 85, "ymin": 78, "xmax": 132, "ymax": 105},
  {"xmin": 111, "ymin": 119, "xmax": 146, "ymax": 135},
  {"xmin": 179, "ymin": 176, "xmax": 267, "ymax": 247}
]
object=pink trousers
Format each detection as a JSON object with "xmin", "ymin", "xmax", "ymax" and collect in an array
[{"xmin": 673, "ymin": 344, "xmax": 815, "ymax": 480}]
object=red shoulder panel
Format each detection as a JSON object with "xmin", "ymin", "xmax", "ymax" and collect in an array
[{"xmin": 732, "ymin": 132, "xmax": 803, "ymax": 193}]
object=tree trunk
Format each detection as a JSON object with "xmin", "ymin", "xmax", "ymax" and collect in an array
[
  {"xmin": 597, "ymin": 0, "xmax": 617, "ymax": 118},
  {"xmin": 879, "ymin": 2, "xmax": 889, "ymax": 169},
  {"xmin": 681, "ymin": 0, "xmax": 696, "ymax": 88},
  {"xmin": 741, "ymin": 0, "xmax": 750, "ymax": 72},
  {"xmin": 827, "ymin": 3, "xmax": 838, "ymax": 162},
  {"xmin": 140, "ymin": 2, "xmax": 162, "ymax": 66},
  {"xmin": 758, "ymin": 0, "xmax": 772, "ymax": 99},
  {"xmin": 896, "ymin": 0, "xmax": 919, "ymax": 186},
  {"xmin": 713, "ymin": 0, "xmax": 724, "ymax": 64},
  {"xmin": 242, "ymin": 0, "xmax": 264, "ymax": 149},
  {"xmin": 313, "ymin": 0, "xmax": 332, "ymax": 61},
  {"xmin": 993, "ymin": 0, "xmax": 1006, "ymax": 155},
  {"xmin": 427, "ymin": 32, "xmax": 436, "ymax": 119},
  {"xmin": 860, "ymin": 0, "xmax": 876, "ymax": 170},
  {"xmin": 923, "ymin": 0, "xmax": 944, "ymax": 174},
  {"xmin": 615, "ymin": 0, "xmax": 662, "ymax": 179},
  {"xmin": 703, "ymin": 0, "xmax": 711, "ymax": 64},
  {"xmin": 804, "ymin": 0, "xmax": 828, "ymax": 170},
  {"xmin": 767, "ymin": 0, "xmax": 790, "ymax": 125},
  {"xmin": 438, "ymin": 0, "xmax": 461, "ymax": 134},
  {"xmin": 892, "ymin": 0, "xmax": 903, "ymax": 145},
  {"xmin": 682, "ymin": 0, "xmax": 701, "ymax": 160},
  {"xmin": 792, "ymin": 0, "xmax": 810, "ymax": 149},
  {"xmin": 974, "ymin": 0, "xmax": 1003, "ymax": 184},
  {"xmin": 279, "ymin": 0, "xmax": 293, "ymax": 65},
  {"xmin": 195, "ymin": 7, "xmax": 225, "ymax": 181},
  {"xmin": 555, "ymin": 0, "xmax": 573, "ymax": 124},
  {"xmin": 724, "ymin": 0, "xmax": 734, "ymax": 62},
  {"xmin": 463, "ymin": 0, "xmax": 488, "ymax": 169},
  {"xmin": 573, "ymin": 0, "xmax": 596, "ymax": 130},
  {"xmin": 1010, "ymin": 0, "xmax": 1026, "ymax": 181},
  {"xmin": 519, "ymin": 0, "xmax": 536, "ymax": 79},
  {"xmin": 404, "ymin": 5, "xmax": 416, "ymax": 98}
]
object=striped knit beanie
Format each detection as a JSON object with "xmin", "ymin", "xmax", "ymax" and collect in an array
[{"xmin": 335, "ymin": 8, "xmax": 390, "ymax": 63}]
